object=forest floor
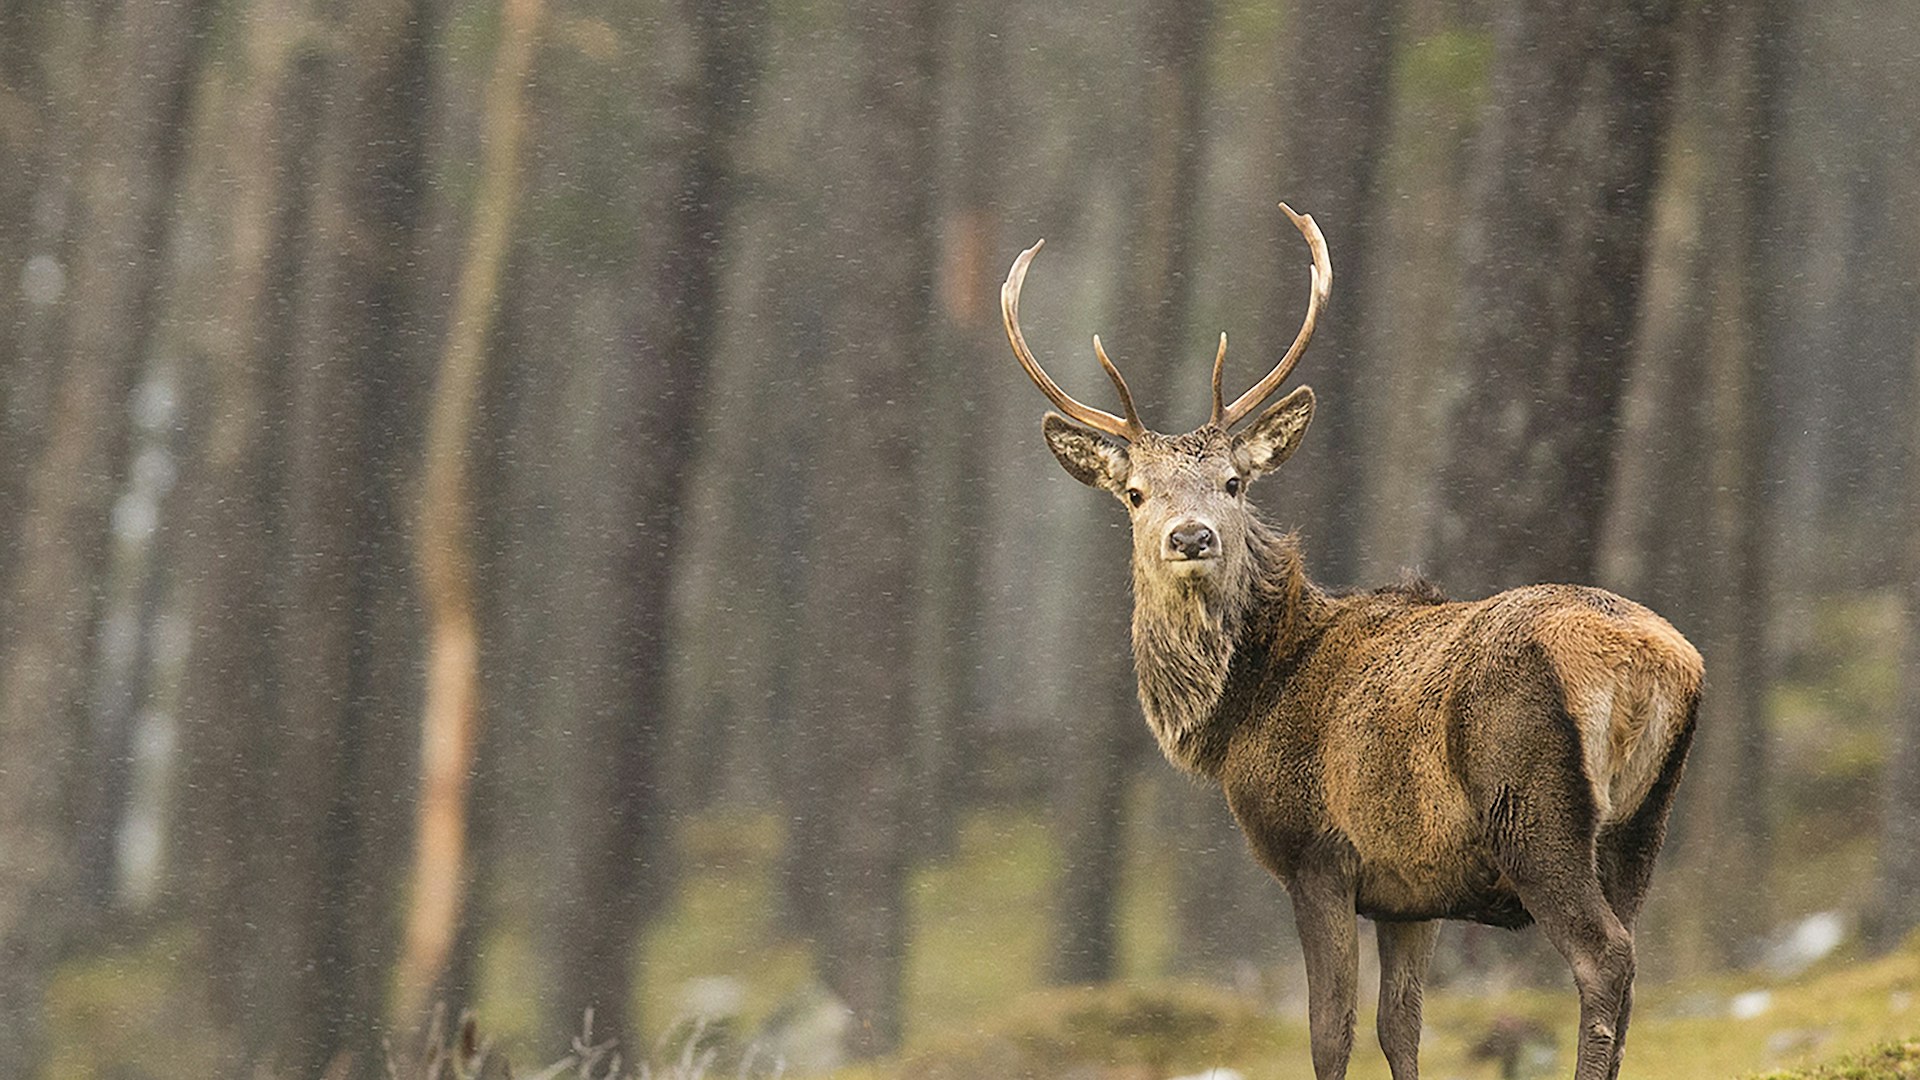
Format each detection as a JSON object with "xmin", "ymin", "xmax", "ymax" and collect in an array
[
  {"xmin": 43, "ymin": 802, "xmax": 1918, "ymax": 1079},
  {"xmin": 579, "ymin": 805, "xmax": 1917, "ymax": 1080}
]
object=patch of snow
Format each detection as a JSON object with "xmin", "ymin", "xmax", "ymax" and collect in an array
[
  {"xmin": 1763, "ymin": 910, "xmax": 1848, "ymax": 976},
  {"xmin": 1729, "ymin": 990, "xmax": 1773, "ymax": 1020}
]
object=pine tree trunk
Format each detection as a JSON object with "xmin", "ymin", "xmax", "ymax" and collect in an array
[
  {"xmin": 787, "ymin": 0, "xmax": 941, "ymax": 1055},
  {"xmin": 169, "ymin": 9, "xmax": 321, "ymax": 1053},
  {"xmin": 1431, "ymin": 0, "xmax": 1680, "ymax": 595},
  {"xmin": 268, "ymin": 1, "xmax": 435, "ymax": 1069},
  {"xmin": 542, "ymin": 0, "xmax": 767, "ymax": 1045},
  {"xmin": 1262, "ymin": 0, "xmax": 1398, "ymax": 589},
  {"xmin": 1879, "ymin": 328, "xmax": 1920, "ymax": 950},
  {"xmin": 397, "ymin": 0, "xmax": 543, "ymax": 1022}
]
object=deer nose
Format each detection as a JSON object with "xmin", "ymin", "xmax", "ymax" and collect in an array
[{"xmin": 1167, "ymin": 522, "xmax": 1217, "ymax": 560}]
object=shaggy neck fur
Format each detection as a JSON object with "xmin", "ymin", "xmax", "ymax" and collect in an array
[{"xmin": 1131, "ymin": 514, "xmax": 1330, "ymax": 774}]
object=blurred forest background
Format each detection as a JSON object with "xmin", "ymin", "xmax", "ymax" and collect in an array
[{"xmin": 1, "ymin": 0, "xmax": 1918, "ymax": 1076}]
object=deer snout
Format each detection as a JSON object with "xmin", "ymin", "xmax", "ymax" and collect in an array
[{"xmin": 1166, "ymin": 521, "xmax": 1218, "ymax": 560}]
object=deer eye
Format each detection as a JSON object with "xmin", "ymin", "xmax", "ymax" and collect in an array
[
  {"xmin": 1225, "ymin": 476, "xmax": 1242, "ymax": 497},
  {"xmin": 1126, "ymin": 488, "xmax": 1145, "ymax": 508}
]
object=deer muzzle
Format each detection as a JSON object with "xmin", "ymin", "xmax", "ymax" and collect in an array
[{"xmin": 1165, "ymin": 521, "xmax": 1219, "ymax": 561}]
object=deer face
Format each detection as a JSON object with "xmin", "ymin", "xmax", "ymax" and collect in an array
[
  {"xmin": 1002, "ymin": 204, "xmax": 1332, "ymax": 590},
  {"xmin": 1041, "ymin": 388, "xmax": 1315, "ymax": 585}
]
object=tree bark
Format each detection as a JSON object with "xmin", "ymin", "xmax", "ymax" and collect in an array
[
  {"xmin": 913, "ymin": 0, "xmax": 1012, "ymax": 862},
  {"xmin": 169, "ymin": 6, "xmax": 322, "ymax": 1055},
  {"xmin": 0, "ymin": 0, "xmax": 54, "ymax": 589},
  {"xmin": 1262, "ymin": 0, "xmax": 1398, "ymax": 588},
  {"xmin": 543, "ymin": 0, "xmax": 769, "ymax": 1046},
  {"xmin": 1681, "ymin": 0, "xmax": 1786, "ymax": 969},
  {"xmin": 1431, "ymin": 0, "xmax": 1681, "ymax": 596},
  {"xmin": 1879, "ymin": 318, "xmax": 1920, "ymax": 951},
  {"xmin": 786, "ymin": 0, "xmax": 941, "ymax": 1055},
  {"xmin": 397, "ymin": 0, "xmax": 543, "ymax": 1023},
  {"xmin": 267, "ymin": 0, "xmax": 435, "ymax": 1070},
  {"xmin": 1873, "ymin": 22, "xmax": 1920, "ymax": 950}
]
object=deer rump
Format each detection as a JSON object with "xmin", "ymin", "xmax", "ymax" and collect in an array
[{"xmin": 1217, "ymin": 583, "xmax": 1703, "ymax": 931}]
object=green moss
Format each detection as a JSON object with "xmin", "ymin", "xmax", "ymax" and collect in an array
[
  {"xmin": 892, "ymin": 982, "xmax": 1289, "ymax": 1080},
  {"xmin": 43, "ymin": 925, "xmax": 234, "ymax": 1080},
  {"xmin": 639, "ymin": 813, "xmax": 815, "ymax": 1040},
  {"xmin": 906, "ymin": 812, "xmax": 1056, "ymax": 1037},
  {"xmin": 1748, "ymin": 1039, "xmax": 1920, "ymax": 1079}
]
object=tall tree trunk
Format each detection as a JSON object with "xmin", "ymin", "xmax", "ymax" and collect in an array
[
  {"xmin": 1052, "ymin": 0, "xmax": 1214, "ymax": 987},
  {"xmin": 1871, "ymin": 2, "xmax": 1920, "ymax": 952},
  {"xmin": 1879, "ymin": 314, "xmax": 1920, "ymax": 951},
  {"xmin": 170, "ymin": 7, "xmax": 322, "ymax": 1057},
  {"xmin": 914, "ymin": 0, "xmax": 1011, "ymax": 862},
  {"xmin": 0, "ymin": 0, "xmax": 212, "ymax": 1068},
  {"xmin": 1431, "ymin": 0, "xmax": 1680, "ymax": 595},
  {"xmin": 0, "ymin": 0, "xmax": 53, "ymax": 588},
  {"xmin": 1262, "ymin": 0, "xmax": 1398, "ymax": 588},
  {"xmin": 1680, "ymin": 0, "xmax": 1787, "ymax": 969},
  {"xmin": 269, "ymin": 1, "xmax": 434, "ymax": 1070},
  {"xmin": 1596, "ymin": 124, "xmax": 1712, "ymax": 634},
  {"xmin": 397, "ymin": 0, "xmax": 543, "ymax": 1022},
  {"xmin": 785, "ymin": 0, "xmax": 941, "ymax": 1056},
  {"xmin": 544, "ymin": 0, "xmax": 769, "ymax": 1046}
]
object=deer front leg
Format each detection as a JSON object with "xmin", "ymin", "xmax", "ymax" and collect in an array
[
  {"xmin": 1289, "ymin": 864, "xmax": 1359, "ymax": 1080},
  {"xmin": 1376, "ymin": 920, "xmax": 1438, "ymax": 1080}
]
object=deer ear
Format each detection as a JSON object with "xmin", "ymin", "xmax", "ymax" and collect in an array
[
  {"xmin": 1231, "ymin": 385, "xmax": 1314, "ymax": 479},
  {"xmin": 1043, "ymin": 412, "xmax": 1130, "ymax": 492}
]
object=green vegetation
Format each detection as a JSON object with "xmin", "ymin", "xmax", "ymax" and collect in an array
[
  {"xmin": 1749, "ymin": 1039, "xmax": 1920, "ymax": 1080},
  {"xmin": 41, "ymin": 801, "xmax": 1920, "ymax": 1077},
  {"xmin": 602, "ymin": 801, "xmax": 1920, "ymax": 1079}
]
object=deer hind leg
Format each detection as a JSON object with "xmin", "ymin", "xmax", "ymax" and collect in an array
[
  {"xmin": 1289, "ymin": 859, "xmax": 1360, "ymax": 1080},
  {"xmin": 1490, "ymin": 780, "xmax": 1635, "ymax": 1080},
  {"xmin": 1375, "ymin": 920, "xmax": 1438, "ymax": 1080},
  {"xmin": 1593, "ymin": 696, "xmax": 1697, "ymax": 1080}
]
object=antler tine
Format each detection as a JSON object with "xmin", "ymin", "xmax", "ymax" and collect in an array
[
  {"xmin": 1208, "ymin": 332, "xmax": 1228, "ymax": 428},
  {"xmin": 1217, "ymin": 203, "xmax": 1333, "ymax": 430},
  {"xmin": 1002, "ymin": 240, "xmax": 1144, "ymax": 440},
  {"xmin": 1090, "ymin": 335, "xmax": 1146, "ymax": 438}
]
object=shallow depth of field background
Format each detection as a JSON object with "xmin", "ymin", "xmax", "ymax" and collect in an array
[{"xmin": 1, "ymin": 0, "xmax": 1917, "ymax": 1077}]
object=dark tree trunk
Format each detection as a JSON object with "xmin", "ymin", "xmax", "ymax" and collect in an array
[
  {"xmin": 543, "ymin": 0, "xmax": 768, "ymax": 1045},
  {"xmin": 913, "ymin": 0, "xmax": 1012, "ymax": 861},
  {"xmin": 1879, "ymin": 328, "xmax": 1920, "ymax": 950},
  {"xmin": 1431, "ymin": 0, "xmax": 1681, "ymax": 596},
  {"xmin": 1262, "ymin": 0, "xmax": 1398, "ymax": 588},
  {"xmin": 170, "ymin": 23, "xmax": 323, "ymax": 1058},
  {"xmin": 1052, "ymin": 0, "xmax": 1214, "ymax": 987},
  {"xmin": 0, "ymin": 0, "xmax": 53, "ymax": 589},
  {"xmin": 785, "ymin": 0, "xmax": 941, "ymax": 1056},
  {"xmin": 1870, "ymin": 0, "xmax": 1920, "ymax": 952},
  {"xmin": 1681, "ymin": 0, "xmax": 1787, "ymax": 969},
  {"xmin": 0, "ymin": 0, "xmax": 213, "ymax": 1068},
  {"xmin": 260, "ymin": 3, "xmax": 434, "ymax": 1072}
]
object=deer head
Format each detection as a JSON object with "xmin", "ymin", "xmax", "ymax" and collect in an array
[{"xmin": 1003, "ymin": 205, "xmax": 1332, "ymax": 597}]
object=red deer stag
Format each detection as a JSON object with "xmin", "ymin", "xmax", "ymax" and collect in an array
[{"xmin": 1002, "ymin": 206, "xmax": 1702, "ymax": 1080}]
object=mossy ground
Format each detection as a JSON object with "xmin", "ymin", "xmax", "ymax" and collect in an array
[
  {"xmin": 611, "ymin": 803, "xmax": 1920, "ymax": 1080},
  {"xmin": 1748, "ymin": 1038, "xmax": 1920, "ymax": 1080},
  {"xmin": 42, "ymin": 801, "xmax": 1920, "ymax": 1079}
]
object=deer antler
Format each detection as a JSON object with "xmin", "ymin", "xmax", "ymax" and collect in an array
[
  {"xmin": 1002, "ymin": 239, "xmax": 1147, "ymax": 441},
  {"xmin": 1211, "ymin": 203, "xmax": 1332, "ymax": 430}
]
